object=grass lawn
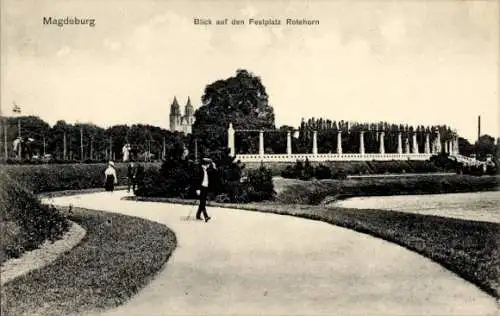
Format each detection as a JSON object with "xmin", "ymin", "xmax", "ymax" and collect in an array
[
  {"xmin": 275, "ymin": 175, "xmax": 499, "ymax": 204},
  {"xmin": 127, "ymin": 195, "xmax": 500, "ymax": 299},
  {"xmin": 0, "ymin": 207, "xmax": 177, "ymax": 316}
]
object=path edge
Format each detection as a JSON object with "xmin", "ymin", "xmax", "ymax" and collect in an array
[{"xmin": 0, "ymin": 220, "xmax": 86, "ymax": 285}]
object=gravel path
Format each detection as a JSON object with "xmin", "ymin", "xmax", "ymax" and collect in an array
[{"xmin": 46, "ymin": 191, "xmax": 498, "ymax": 316}]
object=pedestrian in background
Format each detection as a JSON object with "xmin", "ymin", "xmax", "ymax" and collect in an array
[
  {"xmin": 127, "ymin": 160, "xmax": 138, "ymax": 193},
  {"xmin": 104, "ymin": 161, "xmax": 118, "ymax": 192}
]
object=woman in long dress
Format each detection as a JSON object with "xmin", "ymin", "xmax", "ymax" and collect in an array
[{"xmin": 104, "ymin": 161, "xmax": 118, "ymax": 191}]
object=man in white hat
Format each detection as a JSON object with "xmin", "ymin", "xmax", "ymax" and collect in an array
[{"xmin": 194, "ymin": 157, "xmax": 217, "ymax": 222}]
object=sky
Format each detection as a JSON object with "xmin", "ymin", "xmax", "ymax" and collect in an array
[{"xmin": 1, "ymin": 0, "xmax": 498, "ymax": 143}]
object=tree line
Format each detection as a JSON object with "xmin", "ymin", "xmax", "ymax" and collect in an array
[
  {"xmin": 0, "ymin": 116, "xmax": 187, "ymax": 162},
  {"xmin": 295, "ymin": 118, "xmax": 457, "ymax": 154},
  {"xmin": 2, "ymin": 69, "xmax": 498, "ymax": 163}
]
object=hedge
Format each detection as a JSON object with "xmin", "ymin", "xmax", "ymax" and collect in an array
[
  {"xmin": 0, "ymin": 163, "xmax": 160, "ymax": 194},
  {"xmin": 0, "ymin": 171, "xmax": 70, "ymax": 263}
]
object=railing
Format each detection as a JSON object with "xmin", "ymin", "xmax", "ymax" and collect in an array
[
  {"xmin": 450, "ymin": 154, "xmax": 486, "ymax": 166},
  {"xmin": 234, "ymin": 153, "xmax": 433, "ymax": 162}
]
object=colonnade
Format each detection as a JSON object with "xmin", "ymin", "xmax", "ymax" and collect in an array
[{"xmin": 227, "ymin": 123, "xmax": 459, "ymax": 157}]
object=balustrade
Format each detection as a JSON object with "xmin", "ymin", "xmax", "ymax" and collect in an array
[{"xmin": 228, "ymin": 123, "xmax": 448, "ymax": 162}]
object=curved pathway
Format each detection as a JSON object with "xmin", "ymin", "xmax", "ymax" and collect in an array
[{"xmin": 44, "ymin": 191, "xmax": 498, "ymax": 316}]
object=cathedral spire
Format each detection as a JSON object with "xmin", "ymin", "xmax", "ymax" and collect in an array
[
  {"xmin": 185, "ymin": 96, "xmax": 194, "ymax": 117},
  {"xmin": 170, "ymin": 96, "xmax": 180, "ymax": 116}
]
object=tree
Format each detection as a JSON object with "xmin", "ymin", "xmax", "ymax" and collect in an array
[
  {"xmin": 458, "ymin": 137, "xmax": 474, "ymax": 157},
  {"xmin": 475, "ymin": 135, "xmax": 496, "ymax": 160},
  {"xmin": 192, "ymin": 69, "xmax": 275, "ymax": 158},
  {"xmin": 496, "ymin": 138, "xmax": 500, "ymax": 159}
]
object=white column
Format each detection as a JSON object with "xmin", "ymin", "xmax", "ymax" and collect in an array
[
  {"xmin": 424, "ymin": 133, "xmax": 430, "ymax": 154},
  {"xmin": 397, "ymin": 132, "xmax": 403, "ymax": 154},
  {"xmin": 228, "ymin": 123, "xmax": 235, "ymax": 157},
  {"xmin": 379, "ymin": 131, "xmax": 385, "ymax": 154},
  {"xmin": 359, "ymin": 131, "xmax": 365, "ymax": 155},
  {"xmin": 312, "ymin": 130, "xmax": 318, "ymax": 155},
  {"xmin": 412, "ymin": 133, "xmax": 419, "ymax": 154},
  {"xmin": 286, "ymin": 131, "xmax": 292, "ymax": 155},
  {"xmin": 405, "ymin": 138, "xmax": 410, "ymax": 154},
  {"xmin": 259, "ymin": 130, "xmax": 264, "ymax": 156},
  {"xmin": 435, "ymin": 131, "xmax": 442, "ymax": 153},
  {"xmin": 337, "ymin": 131, "xmax": 342, "ymax": 155}
]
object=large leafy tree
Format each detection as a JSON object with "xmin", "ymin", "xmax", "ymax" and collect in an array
[
  {"xmin": 192, "ymin": 69, "xmax": 275, "ymax": 158},
  {"xmin": 475, "ymin": 135, "xmax": 496, "ymax": 160}
]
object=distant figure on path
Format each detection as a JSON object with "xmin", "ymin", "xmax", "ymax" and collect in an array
[
  {"xmin": 104, "ymin": 161, "xmax": 118, "ymax": 192},
  {"xmin": 122, "ymin": 144, "xmax": 131, "ymax": 162},
  {"xmin": 194, "ymin": 158, "xmax": 217, "ymax": 222},
  {"xmin": 127, "ymin": 160, "xmax": 138, "ymax": 193},
  {"xmin": 12, "ymin": 137, "xmax": 22, "ymax": 158}
]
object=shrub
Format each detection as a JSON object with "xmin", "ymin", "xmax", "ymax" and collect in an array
[
  {"xmin": 135, "ymin": 158, "xmax": 197, "ymax": 198},
  {"xmin": 486, "ymin": 159, "xmax": 498, "ymax": 175},
  {"xmin": 213, "ymin": 151, "xmax": 246, "ymax": 202},
  {"xmin": 301, "ymin": 159, "xmax": 315, "ymax": 180},
  {"xmin": 331, "ymin": 170, "xmax": 347, "ymax": 180},
  {"xmin": 135, "ymin": 150, "xmax": 276, "ymax": 203},
  {"xmin": 0, "ymin": 171, "xmax": 69, "ymax": 263},
  {"xmin": 281, "ymin": 165, "xmax": 297, "ymax": 179},
  {"xmin": 280, "ymin": 160, "xmax": 303, "ymax": 179},
  {"xmin": 429, "ymin": 153, "xmax": 457, "ymax": 171},
  {"xmin": 244, "ymin": 166, "xmax": 276, "ymax": 202},
  {"xmin": 280, "ymin": 159, "xmax": 315, "ymax": 180},
  {"xmin": 135, "ymin": 149, "xmax": 249, "ymax": 203},
  {"xmin": 314, "ymin": 164, "xmax": 332, "ymax": 179}
]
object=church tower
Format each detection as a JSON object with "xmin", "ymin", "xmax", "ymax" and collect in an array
[
  {"xmin": 185, "ymin": 96, "xmax": 194, "ymax": 117},
  {"xmin": 182, "ymin": 97, "xmax": 195, "ymax": 134},
  {"xmin": 169, "ymin": 97, "xmax": 181, "ymax": 132}
]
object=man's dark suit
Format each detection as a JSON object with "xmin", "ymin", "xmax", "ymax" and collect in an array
[
  {"xmin": 127, "ymin": 163, "xmax": 138, "ymax": 193},
  {"xmin": 193, "ymin": 163, "xmax": 217, "ymax": 221}
]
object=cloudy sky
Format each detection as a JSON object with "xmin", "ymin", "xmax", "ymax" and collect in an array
[{"xmin": 1, "ymin": 0, "xmax": 498, "ymax": 142}]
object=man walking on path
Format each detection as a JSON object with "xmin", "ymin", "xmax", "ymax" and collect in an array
[{"xmin": 194, "ymin": 157, "xmax": 217, "ymax": 222}]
